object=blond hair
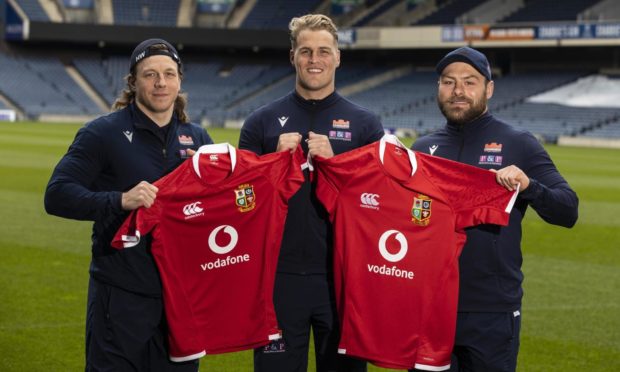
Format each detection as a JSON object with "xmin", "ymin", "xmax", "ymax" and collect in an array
[
  {"xmin": 112, "ymin": 43, "xmax": 190, "ymax": 123},
  {"xmin": 289, "ymin": 14, "xmax": 339, "ymax": 49}
]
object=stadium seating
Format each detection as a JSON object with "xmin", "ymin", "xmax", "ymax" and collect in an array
[
  {"xmin": 583, "ymin": 120, "xmax": 620, "ymax": 138},
  {"xmin": 414, "ymin": 0, "xmax": 487, "ymax": 25},
  {"xmin": 181, "ymin": 60, "xmax": 293, "ymax": 124},
  {"xmin": 1, "ymin": 0, "xmax": 619, "ymax": 142},
  {"xmin": 225, "ymin": 63, "xmax": 393, "ymax": 123},
  {"xmin": 111, "ymin": 0, "xmax": 180, "ymax": 26},
  {"xmin": 13, "ymin": 0, "xmax": 50, "ymax": 21},
  {"xmin": 0, "ymin": 53, "xmax": 101, "ymax": 118},
  {"xmin": 500, "ymin": 0, "xmax": 595, "ymax": 23},
  {"xmin": 240, "ymin": 0, "xmax": 322, "ymax": 29},
  {"xmin": 73, "ymin": 56, "xmax": 126, "ymax": 107},
  {"xmin": 347, "ymin": 70, "xmax": 438, "ymax": 130},
  {"xmin": 352, "ymin": 0, "xmax": 402, "ymax": 27}
]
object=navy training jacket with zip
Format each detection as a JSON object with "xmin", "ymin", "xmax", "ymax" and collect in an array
[
  {"xmin": 45, "ymin": 103, "xmax": 213, "ymax": 296},
  {"xmin": 239, "ymin": 91, "xmax": 384, "ymax": 274},
  {"xmin": 412, "ymin": 112, "xmax": 578, "ymax": 311}
]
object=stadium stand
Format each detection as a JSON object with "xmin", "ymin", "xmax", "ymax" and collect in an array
[
  {"xmin": 583, "ymin": 120, "xmax": 620, "ymax": 138},
  {"xmin": 73, "ymin": 56, "xmax": 126, "ymax": 107},
  {"xmin": 12, "ymin": 0, "xmax": 50, "ymax": 21},
  {"xmin": 111, "ymin": 0, "xmax": 180, "ymax": 26},
  {"xmin": 351, "ymin": 0, "xmax": 401, "ymax": 27},
  {"xmin": 0, "ymin": 52, "xmax": 100, "ymax": 118},
  {"xmin": 224, "ymin": 63, "xmax": 393, "ymax": 123},
  {"xmin": 240, "ymin": 0, "xmax": 322, "ymax": 29},
  {"xmin": 1, "ymin": 0, "xmax": 619, "ymax": 143},
  {"xmin": 347, "ymin": 70, "xmax": 438, "ymax": 130},
  {"xmin": 499, "ymin": 0, "xmax": 596, "ymax": 23},
  {"xmin": 342, "ymin": 68, "xmax": 620, "ymax": 140},
  {"xmin": 180, "ymin": 60, "xmax": 292, "ymax": 124},
  {"xmin": 414, "ymin": 0, "xmax": 487, "ymax": 25}
]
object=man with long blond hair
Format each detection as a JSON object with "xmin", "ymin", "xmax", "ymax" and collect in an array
[{"xmin": 45, "ymin": 38, "xmax": 212, "ymax": 371}]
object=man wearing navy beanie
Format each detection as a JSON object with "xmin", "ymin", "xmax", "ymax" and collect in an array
[
  {"xmin": 45, "ymin": 39, "xmax": 212, "ymax": 371},
  {"xmin": 411, "ymin": 47, "xmax": 578, "ymax": 372}
]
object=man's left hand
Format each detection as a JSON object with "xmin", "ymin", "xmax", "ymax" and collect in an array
[
  {"xmin": 491, "ymin": 165, "xmax": 530, "ymax": 192},
  {"xmin": 307, "ymin": 131, "xmax": 334, "ymax": 159}
]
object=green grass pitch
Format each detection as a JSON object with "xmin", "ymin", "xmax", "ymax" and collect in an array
[{"xmin": 0, "ymin": 122, "xmax": 618, "ymax": 371}]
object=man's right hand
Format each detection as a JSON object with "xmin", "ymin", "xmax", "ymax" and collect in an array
[
  {"xmin": 276, "ymin": 132, "xmax": 303, "ymax": 153},
  {"xmin": 122, "ymin": 181, "xmax": 159, "ymax": 210}
]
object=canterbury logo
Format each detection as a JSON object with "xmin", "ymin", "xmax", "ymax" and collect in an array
[
  {"xmin": 378, "ymin": 230, "xmax": 408, "ymax": 262},
  {"xmin": 208, "ymin": 225, "xmax": 238, "ymax": 254},
  {"xmin": 360, "ymin": 193, "xmax": 379, "ymax": 209},
  {"xmin": 183, "ymin": 201, "xmax": 204, "ymax": 218}
]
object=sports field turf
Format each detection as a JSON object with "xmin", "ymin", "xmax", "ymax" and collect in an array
[{"xmin": 0, "ymin": 121, "xmax": 618, "ymax": 371}]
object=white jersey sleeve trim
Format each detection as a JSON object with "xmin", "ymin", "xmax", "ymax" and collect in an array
[
  {"xmin": 268, "ymin": 332, "xmax": 282, "ymax": 340},
  {"xmin": 121, "ymin": 230, "xmax": 141, "ymax": 248},
  {"xmin": 505, "ymin": 183, "xmax": 520, "ymax": 213},
  {"xmin": 414, "ymin": 362, "xmax": 450, "ymax": 371},
  {"xmin": 192, "ymin": 143, "xmax": 236, "ymax": 178},
  {"xmin": 169, "ymin": 350, "xmax": 206, "ymax": 362},
  {"xmin": 337, "ymin": 348, "xmax": 346, "ymax": 354}
]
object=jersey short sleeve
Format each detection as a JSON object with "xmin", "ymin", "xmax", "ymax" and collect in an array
[
  {"xmin": 416, "ymin": 151, "xmax": 517, "ymax": 231},
  {"xmin": 111, "ymin": 200, "xmax": 162, "ymax": 249}
]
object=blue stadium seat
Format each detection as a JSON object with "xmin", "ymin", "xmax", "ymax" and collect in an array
[
  {"xmin": 240, "ymin": 0, "xmax": 322, "ymax": 29},
  {"xmin": 111, "ymin": 0, "xmax": 180, "ymax": 26},
  {"xmin": 14, "ymin": 0, "xmax": 50, "ymax": 21},
  {"xmin": 414, "ymin": 0, "xmax": 487, "ymax": 25},
  {"xmin": 500, "ymin": 0, "xmax": 594, "ymax": 23},
  {"xmin": 0, "ymin": 53, "xmax": 101, "ymax": 118}
]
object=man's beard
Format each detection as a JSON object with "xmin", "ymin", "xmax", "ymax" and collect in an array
[{"xmin": 437, "ymin": 95, "xmax": 487, "ymax": 125}]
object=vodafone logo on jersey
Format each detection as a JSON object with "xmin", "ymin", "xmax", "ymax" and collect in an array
[
  {"xmin": 367, "ymin": 229, "xmax": 415, "ymax": 280},
  {"xmin": 360, "ymin": 193, "xmax": 380, "ymax": 210},
  {"xmin": 208, "ymin": 225, "xmax": 238, "ymax": 254},
  {"xmin": 183, "ymin": 201, "xmax": 204, "ymax": 219},
  {"xmin": 378, "ymin": 230, "xmax": 407, "ymax": 262},
  {"xmin": 201, "ymin": 225, "xmax": 251, "ymax": 271}
]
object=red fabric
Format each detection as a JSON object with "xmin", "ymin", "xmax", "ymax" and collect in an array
[
  {"xmin": 315, "ymin": 137, "xmax": 516, "ymax": 370},
  {"xmin": 112, "ymin": 145, "xmax": 304, "ymax": 361}
]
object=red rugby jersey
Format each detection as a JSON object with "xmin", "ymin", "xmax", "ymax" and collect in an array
[
  {"xmin": 112, "ymin": 144, "xmax": 304, "ymax": 361},
  {"xmin": 314, "ymin": 135, "xmax": 518, "ymax": 370}
]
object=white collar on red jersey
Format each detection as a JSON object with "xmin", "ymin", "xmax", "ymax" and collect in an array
[
  {"xmin": 379, "ymin": 134, "xmax": 417, "ymax": 176},
  {"xmin": 192, "ymin": 143, "xmax": 237, "ymax": 178}
]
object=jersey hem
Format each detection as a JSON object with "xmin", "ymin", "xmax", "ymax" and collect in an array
[
  {"xmin": 414, "ymin": 362, "xmax": 450, "ymax": 371},
  {"xmin": 169, "ymin": 350, "xmax": 206, "ymax": 362}
]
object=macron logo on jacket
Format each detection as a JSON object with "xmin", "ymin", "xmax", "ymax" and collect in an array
[{"xmin": 123, "ymin": 130, "xmax": 133, "ymax": 143}]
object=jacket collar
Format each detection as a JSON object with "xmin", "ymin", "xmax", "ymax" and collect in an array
[
  {"xmin": 446, "ymin": 111, "xmax": 493, "ymax": 136},
  {"xmin": 292, "ymin": 90, "xmax": 340, "ymax": 110},
  {"xmin": 129, "ymin": 102, "xmax": 179, "ymax": 142}
]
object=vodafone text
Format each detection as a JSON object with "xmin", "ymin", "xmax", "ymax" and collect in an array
[
  {"xmin": 367, "ymin": 263, "xmax": 414, "ymax": 279},
  {"xmin": 200, "ymin": 254, "xmax": 250, "ymax": 271}
]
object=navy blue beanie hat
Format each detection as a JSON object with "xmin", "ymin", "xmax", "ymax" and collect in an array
[
  {"xmin": 436, "ymin": 46, "xmax": 492, "ymax": 81},
  {"xmin": 129, "ymin": 38, "xmax": 182, "ymax": 72}
]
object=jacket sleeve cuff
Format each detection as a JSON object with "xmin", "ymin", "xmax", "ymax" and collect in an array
[
  {"xmin": 112, "ymin": 191, "xmax": 124, "ymax": 212},
  {"xmin": 519, "ymin": 178, "xmax": 543, "ymax": 201}
]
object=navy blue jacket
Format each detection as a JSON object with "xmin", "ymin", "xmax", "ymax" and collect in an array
[
  {"xmin": 239, "ymin": 91, "xmax": 384, "ymax": 274},
  {"xmin": 412, "ymin": 112, "xmax": 578, "ymax": 311},
  {"xmin": 45, "ymin": 103, "xmax": 213, "ymax": 296}
]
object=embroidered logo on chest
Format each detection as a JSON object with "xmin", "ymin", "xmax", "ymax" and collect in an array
[
  {"xmin": 411, "ymin": 194, "xmax": 432, "ymax": 226},
  {"xmin": 235, "ymin": 184, "xmax": 256, "ymax": 212}
]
